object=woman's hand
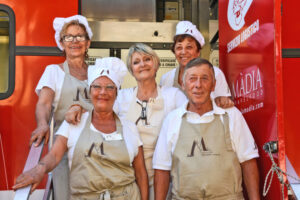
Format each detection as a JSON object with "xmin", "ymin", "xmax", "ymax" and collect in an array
[
  {"xmin": 65, "ymin": 104, "xmax": 85, "ymax": 125},
  {"xmin": 12, "ymin": 163, "xmax": 46, "ymax": 193},
  {"xmin": 29, "ymin": 124, "xmax": 50, "ymax": 147},
  {"xmin": 215, "ymin": 96, "xmax": 234, "ymax": 109}
]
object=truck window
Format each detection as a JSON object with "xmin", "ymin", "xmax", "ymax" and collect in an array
[
  {"xmin": 0, "ymin": 5, "xmax": 15, "ymax": 99},
  {"xmin": 0, "ymin": 11, "xmax": 9, "ymax": 93}
]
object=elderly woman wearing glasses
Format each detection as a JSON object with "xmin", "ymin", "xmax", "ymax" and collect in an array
[
  {"xmin": 66, "ymin": 43, "xmax": 187, "ymax": 199},
  {"xmin": 13, "ymin": 57, "xmax": 148, "ymax": 200},
  {"xmin": 28, "ymin": 15, "xmax": 93, "ymax": 199}
]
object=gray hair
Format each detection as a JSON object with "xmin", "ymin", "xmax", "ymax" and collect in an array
[
  {"xmin": 182, "ymin": 58, "xmax": 215, "ymax": 84},
  {"xmin": 127, "ymin": 43, "xmax": 160, "ymax": 74}
]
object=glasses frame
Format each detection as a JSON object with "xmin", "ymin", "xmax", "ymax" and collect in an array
[
  {"xmin": 62, "ymin": 34, "xmax": 87, "ymax": 42},
  {"xmin": 90, "ymin": 84, "xmax": 116, "ymax": 92}
]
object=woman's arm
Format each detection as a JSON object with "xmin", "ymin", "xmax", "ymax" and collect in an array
[
  {"xmin": 65, "ymin": 104, "xmax": 84, "ymax": 125},
  {"xmin": 13, "ymin": 136, "xmax": 68, "ymax": 192},
  {"xmin": 132, "ymin": 146, "xmax": 149, "ymax": 200},
  {"xmin": 29, "ymin": 87, "xmax": 55, "ymax": 146}
]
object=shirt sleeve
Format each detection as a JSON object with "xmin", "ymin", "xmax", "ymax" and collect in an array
[
  {"xmin": 213, "ymin": 66, "xmax": 231, "ymax": 97},
  {"xmin": 121, "ymin": 119, "xmax": 143, "ymax": 164},
  {"xmin": 55, "ymin": 120, "xmax": 70, "ymax": 139},
  {"xmin": 175, "ymin": 88, "xmax": 188, "ymax": 108},
  {"xmin": 228, "ymin": 107, "xmax": 259, "ymax": 163},
  {"xmin": 152, "ymin": 114, "xmax": 173, "ymax": 170},
  {"xmin": 35, "ymin": 65, "xmax": 64, "ymax": 95}
]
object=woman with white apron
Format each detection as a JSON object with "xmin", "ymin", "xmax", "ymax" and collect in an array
[
  {"xmin": 13, "ymin": 57, "xmax": 149, "ymax": 200},
  {"xmin": 29, "ymin": 15, "xmax": 93, "ymax": 200}
]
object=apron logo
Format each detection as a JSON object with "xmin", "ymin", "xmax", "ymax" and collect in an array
[
  {"xmin": 187, "ymin": 138, "xmax": 211, "ymax": 157},
  {"xmin": 73, "ymin": 87, "xmax": 89, "ymax": 101},
  {"xmin": 227, "ymin": 0, "xmax": 253, "ymax": 31},
  {"xmin": 85, "ymin": 142, "xmax": 105, "ymax": 157}
]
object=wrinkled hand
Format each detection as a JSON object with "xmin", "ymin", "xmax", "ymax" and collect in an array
[
  {"xmin": 29, "ymin": 125, "xmax": 49, "ymax": 147},
  {"xmin": 65, "ymin": 105, "xmax": 84, "ymax": 125},
  {"xmin": 215, "ymin": 96, "xmax": 234, "ymax": 109},
  {"xmin": 12, "ymin": 164, "xmax": 46, "ymax": 193}
]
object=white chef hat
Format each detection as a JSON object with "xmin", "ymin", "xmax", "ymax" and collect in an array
[
  {"xmin": 53, "ymin": 15, "xmax": 93, "ymax": 50},
  {"xmin": 175, "ymin": 21, "xmax": 205, "ymax": 48},
  {"xmin": 88, "ymin": 57, "xmax": 128, "ymax": 89}
]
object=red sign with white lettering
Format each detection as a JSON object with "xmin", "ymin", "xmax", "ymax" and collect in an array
[{"xmin": 219, "ymin": 0, "xmax": 283, "ymax": 199}]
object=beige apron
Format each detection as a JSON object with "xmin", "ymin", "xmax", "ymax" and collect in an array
[
  {"xmin": 53, "ymin": 61, "xmax": 91, "ymax": 200},
  {"xmin": 70, "ymin": 112, "xmax": 140, "ymax": 200},
  {"xmin": 171, "ymin": 113, "xmax": 244, "ymax": 200},
  {"xmin": 125, "ymin": 87, "xmax": 165, "ymax": 200},
  {"xmin": 172, "ymin": 66, "xmax": 181, "ymax": 90}
]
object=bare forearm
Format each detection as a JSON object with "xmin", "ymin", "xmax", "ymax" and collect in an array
[
  {"xmin": 35, "ymin": 102, "xmax": 52, "ymax": 127},
  {"xmin": 133, "ymin": 147, "xmax": 149, "ymax": 200},
  {"xmin": 41, "ymin": 136, "xmax": 68, "ymax": 173},
  {"xmin": 135, "ymin": 170, "xmax": 149, "ymax": 200},
  {"xmin": 154, "ymin": 169, "xmax": 170, "ymax": 200},
  {"xmin": 241, "ymin": 159, "xmax": 260, "ymax": 200}
]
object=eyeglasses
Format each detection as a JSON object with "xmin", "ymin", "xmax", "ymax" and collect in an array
[
  {"xmin": 63, "ymin": 35, "xmax": 87, "ymax": 42},
  {"xmin": 135, "ymin": 101, "xmax": 149, "ymax": 125},
  {"xmin": 90, "ymin": 84, "xmax": 116, "ymax": 92}
]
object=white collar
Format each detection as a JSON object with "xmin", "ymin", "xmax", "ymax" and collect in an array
[{"xmin": 178, "ymin": 98, "xmax": 226, "ymax": 122}]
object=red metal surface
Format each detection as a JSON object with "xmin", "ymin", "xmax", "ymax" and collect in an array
[
  {"xmin": 282, "ymin": 58, "xmax": 300, "ymax": 178},
  {"xmin": 219, "ymin": 0, "xmax": 282, "ymax": 199},
  {"xmin": 0, "ymin": 0, "xmax": 77, "ymax": 190},
  {"xmin": 274, "ymin": 0, "xmax": 287, "ymax": 198}
]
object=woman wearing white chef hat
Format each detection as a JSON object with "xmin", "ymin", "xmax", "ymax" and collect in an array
[
  {"xmin": 160, "ymin": 20, "xmax": 234, "ymax": 108},
  {"xmin": 28, "ymin": 14, "xmax": 93, "ymax": 199},
  {"xmin": 14, "ymin": 57, "xmax": 149, "ymax": 200}
]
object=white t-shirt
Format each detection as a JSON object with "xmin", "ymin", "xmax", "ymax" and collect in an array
[
  {"xmin": 160, "ymin": 66, "xmax": 231, "ymax": 98},
  {"xmin": 152, "ymin": 101, "xmax": 259, "ymax": 170},
  {"xmin": 56, "ymin": 112, "xmax": 143, "ymax": 169},
  {"xmin": 114, "ymin": 86, "xmax": 188, "ymax": 118},
  {"xmin": 35, "ymin": 64, "xmax": 87, "ymax": 111}
]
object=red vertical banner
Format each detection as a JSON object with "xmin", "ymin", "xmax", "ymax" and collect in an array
[{"xmin": 219, "ymin": 0, "xmax": 283, "ymax": 199}]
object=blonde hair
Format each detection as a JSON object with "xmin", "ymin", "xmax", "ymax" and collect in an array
[{"xmin": 127, "ymin": 43, "xmax": 160, "ymax": 74}]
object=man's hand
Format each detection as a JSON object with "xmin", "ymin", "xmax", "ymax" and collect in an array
[
  {"xmin": 29, "ymin": 124, "xmax": 49, "ymax": 147},
  {"xmin": 215, "ymin": 96, "xmax": 234, "ymax": 109},
  {"xmin": 12, "ymin": 163, "xmax": 46, "ymax": 193},
  {"xmin": 65, "ymin": 105, "xmax": 84, "ymax": 125}
]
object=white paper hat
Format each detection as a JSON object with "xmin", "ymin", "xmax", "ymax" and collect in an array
[
  {"xmin": 53, "ymin": 15, "xmax": 93, "ymax": 50},
  {"xmin": 88, "ymin": 57, "xmax": 128, "ymax": 89},
  {"xmin": 175, "ymin": 21, "xmax": 205, "ymax": 47}
]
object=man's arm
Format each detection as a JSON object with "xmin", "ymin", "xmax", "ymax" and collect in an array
[
  {"xmin": 30, "ymin": 87, "xmax": 55, "ymax": 146},
  {"xmin": 154, "ymin": 169, "xmax": 170, "ymax": 200},
  {"xmin": 241, "ymin": 158, "xmax": 260, "ymax": 200}
]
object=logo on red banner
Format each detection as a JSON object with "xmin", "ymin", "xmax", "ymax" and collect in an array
[
  {"xmin": 227, "ymin": 0, "xmax": 254, "ymax": 31},
  {"xmin": 232, "ymin": 65, "xmax": 264, "ymax": 113}
]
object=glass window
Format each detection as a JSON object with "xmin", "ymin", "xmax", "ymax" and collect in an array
[{"xmin": 0, "ymin": 11, "xmax": 9, "ymax": 93}]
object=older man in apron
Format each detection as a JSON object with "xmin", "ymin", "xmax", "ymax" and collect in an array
[{"xmin": 153, "ymin": 58, "xmax": 260, "ymax": 200}]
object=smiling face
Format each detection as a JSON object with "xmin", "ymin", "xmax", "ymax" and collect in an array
[
  {"xmin": 130, "ymin": 52, "xmax": 158, "ymax": 82},
  {"xmin": 174, "ymin": 37, "xmax": 201, "ymax": 68},
  {"xmin": 60, "ymin": 24, "xmax": 91, "ymax": 59},
  {"xmin": 182, "ymin": 64, "xmax": 216, "ymax": 109},
  {"xmin": 90, "ymin": 76, "xmax": 117, "ymax": 113}
]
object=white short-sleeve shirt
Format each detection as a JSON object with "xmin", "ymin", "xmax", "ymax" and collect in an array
[
  {"xmin": 56, "ymin": 112, "xmax": 143, "ymax": 169},
  {"xmin": 35, "ymin": 64, "xmax": 87, "ymax": 111},
  {"xmin": 160, "ymin": 66, "xmax": 231, "ymax": 98},
  {"xmin": 114, "ymin": 86, "xmax": 188, "ymax": 118},
  {"xmin": 152, "ymin": 101, "xmax": 259, "ymax": 170}
]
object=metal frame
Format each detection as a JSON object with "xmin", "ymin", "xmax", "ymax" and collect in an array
[{"xmin": 0, "ymin": 4, "xmax": 15, "ymax": 100}]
